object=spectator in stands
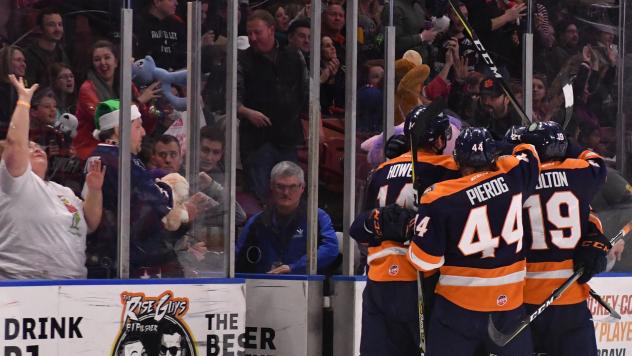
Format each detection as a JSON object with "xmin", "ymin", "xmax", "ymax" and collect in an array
[
  {"xmin": 134, "ymin": 0, "xmax": 187, "ymax": 71},
  {"xmin": 177, "ymin": 126, "xmax": 248, "ymax": 277},
  {"xmin": 74, "ymin": 40, "xmax": 158, "ymax": 160},
  {"xmin": 198, "ymin": 125, "xmax": 247, "ymax": 224},
  {"xmin": 236, "ymin": 161, "xmax": 339, "ymax": 274},
  {"xmin": 322, "ymin": 2, "xmax": 346, "ymax": 55},
  {"xmin": 0, "ymin": 75, "xmax": 104, "ymax": 279},
  {"xmin": 463, "ymin": 0, "xmax": 525, "ymax": 76},
  {"xmin": 271, "ymin": 3, "xmax": 291, "ymax": 47},
  {"xmin": 588, "ymin": 28, "xmax": 618, "ymax": 127},
  {"xmin": 434, "ymin": 2, "xmax": 479, "ymax": 76},
  {"xmin": 200, "ymin": 125, "xmax": 225, "ymax": 181},
  {"xmin": 30, "ymin": 87, "xmax": 57, "ymax": 127},
  {"xmin": 86, "ymin": 99, "xmax": 195, "ymax": 278},
  {"xmin": 532, "ymin": 74, "xmax": 552, "ymax": 122},
  {"xmin": 473, "ymin": 76, "xmax": 522, "ymax": 139},
  {"xmin": 385, "ymin": 0, "xmax": 437, "ymax": 59},
  {"xmin": 577, "ymin": 121, "xmax": 602, "ymax": 153},
  {"xmin": 23, "ymin": 7, "xmax": 71, "ymax": 87},
  {"xmin": 202, "ymin": 0, "xmax": 242, "ymax": 46},
  {"xmin": 29, "ymin": 85, "xmax": 82, "ymax": 193},
  {"xmin": 427, "ymin": 37, "xmax": 469, "ymax": 101},
  {"xmin": 549, "ymin": 20, "xmax": 581, "ymax": 79},
  {"xmin": 358, "ymin": 0, "xmax": 383, "ymax": 59},
  {"xmin": 357, "ymin": 60, "xmax": 384, "ymax": 133},
  {"xmin": 152, "ymin": 134, "xmax": 182, "ymax": 174},
  {"xmin": 0, "ymin": 45, "xmax": 26, "ymax": 135},
  {"xmin": 287, "ymin": 18, "xmax": 311, "ymax": 64},
  {"xmin": 554, "ymin": 45, "xmax": 605, "ymax": 135},
  {"xmin": 74, "ymin": 40, "xmax": 120, "ymax": 159},
  {"xmin": 320, "ymin": 35, "xmax": 345, "ymax": 115},
  {"xmin": 27, "ymin": 87, "xmax": 66, "ymax": 160},
  {"xmin": 237, "ymin": 10, "xmax": 308, "ymax": 203},
  {"xmin": 449, "ymin": 67, "xmax": 483, "ymax": 121},
  {"xmin": 49, "ymin": 62, "xmax": 77, "ymax": 115},
  {"xmin": 178, "ymin": 126, "xmax": 246, "ymax": 276}
]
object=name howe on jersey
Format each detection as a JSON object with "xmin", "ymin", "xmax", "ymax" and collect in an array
[{"xmin": 360, "ymin": 151, "xmax": 459, "ymax": 282}]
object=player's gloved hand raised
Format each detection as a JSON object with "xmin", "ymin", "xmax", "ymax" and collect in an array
[
  {"xmin": 385, "ymin": 134, "xmax": 409, "ymax": 159},
  {"xmin": 504, "ymin": 125, "xmax": 526, "ymax": 144},
  {"xmin": 365, "ymin": 204, "xmax": 417, "ymax": 243},
  {"xmin": 573, "ymin": 231, "xmax": 611, "ymax": 284}
]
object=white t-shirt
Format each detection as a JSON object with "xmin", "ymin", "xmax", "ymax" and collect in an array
[{"xmin": 0, "ymin": 160, "xmax": 88, "ymax": 279}]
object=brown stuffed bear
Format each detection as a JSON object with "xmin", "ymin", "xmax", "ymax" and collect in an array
[{"xmin": 394, "ymin": 64, "xmax": 431, "ymax": 125}]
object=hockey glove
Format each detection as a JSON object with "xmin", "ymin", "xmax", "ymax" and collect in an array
[
  {"xmin": 574, "ymin": 231, "xmax": 611, "ymax": 284},
  {"xmin": 504, "ymin": 125, "xmax": 525, "ymax": 144},
  {"xmin": 385, "ymin": 134, "xmax": 409, "ymax": 159},
  {"xmin": 365, "ymin": 204, "xmax": 417, "ymax": 243}
]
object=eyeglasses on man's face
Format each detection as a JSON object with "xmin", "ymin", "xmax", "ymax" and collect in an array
[{"xmin": 272, "ymin": 183, "xmax": 302, "ymax": 193}]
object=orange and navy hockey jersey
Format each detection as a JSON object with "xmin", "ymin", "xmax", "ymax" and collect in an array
[
  {"xmin": 350, "ymin": 150, "xmax": 459, "ymax": 282},
  {"xmin": 407, "ymin": 144, "xmax": 541, "ymax": 311},
  {"xmin": 523, "ymin": 149, "xmax": 607, "ymax": 305}
]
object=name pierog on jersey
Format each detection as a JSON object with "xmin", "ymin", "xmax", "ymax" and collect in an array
[
  {"xmin": 385, "ymin": 162, "xmax": 413, "ymax": 180},
  {"xmin": 465, "ymin": 177, "xmax": 509, "ymax": 205},
  {"xmin": 465, "ymin": 171, "xmax": 570, "ymax": 205},
  {"xmin": 534, "ymin": 171, "xmax": 569, "ymax": 190}
]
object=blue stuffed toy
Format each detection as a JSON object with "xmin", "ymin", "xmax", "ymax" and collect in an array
[{"xmin": 132, "ymin": 55, "xmax": 188, "ymax": 111}]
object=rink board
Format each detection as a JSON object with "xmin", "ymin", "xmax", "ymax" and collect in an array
[
  {"xmin": 239, "ymin": 274, "xmax": 325, "ymax": 356},
  {"xmin": 0, "ymin": 279, "xmax": 246, "ymax": 355},
  {"xmin": 589, "ymin": 274, "xmax": 632, "ymax": 356}
]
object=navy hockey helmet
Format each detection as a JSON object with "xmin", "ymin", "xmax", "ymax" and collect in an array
[
  {"xmin": 521, "ymin": 121, "xmax": 568, "ymax": 162},
  {"xmin": 403, "ymin": 103, "xmax": 452, "ymax": 147},
  {"xmin": 453, "ymin": 127, "xmax": 499, "ymax": 169}
]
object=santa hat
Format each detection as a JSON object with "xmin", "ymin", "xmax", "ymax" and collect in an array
[{"xmin": 92, "ymin": 99, "xmax": 141, "ymax": 140}]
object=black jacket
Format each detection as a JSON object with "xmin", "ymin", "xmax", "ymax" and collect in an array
[
  {"xmin": 23, "ymin": 42, "xmax": 70, "ymax": 87},
  {"xmin": 237, "ymin": 45, "xmax": 308, "ymax": 154},
  {"xmin": 134, "ymin": 12, "xmax": 187, "ymax": 71}
]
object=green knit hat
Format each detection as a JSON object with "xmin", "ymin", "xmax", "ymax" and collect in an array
[{"xmin": 92, "ymin": 99, "xmax": 141, "ymax": 140}]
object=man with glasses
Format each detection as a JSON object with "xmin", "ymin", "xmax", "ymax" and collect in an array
[{"xmin": 236, "ymin": 161, "xmax": 339, "ymax": 274}]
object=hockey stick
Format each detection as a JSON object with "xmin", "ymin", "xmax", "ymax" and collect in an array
[
  {"xmin": 488, "ymin": 220, "xmax": 632, "ymax": 347},
  {"xmin": 407, "ymin": 98, "xmax": 448, "ymax": 354},
  {"xmin": 589, "ymin": 288, "xmax": 622, "ymax": 320},
  {"xmin": 561, "ymin": 82, "xmax": 574, "ymax": 130},
  {"xmin": 447, "ymin": 0, "xmax": 532, "ymax": 126}
]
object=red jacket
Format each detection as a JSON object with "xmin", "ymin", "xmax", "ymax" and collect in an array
[{"xmin": 73, "ymin": 80, "xmax": 154, "ymax": 160}]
